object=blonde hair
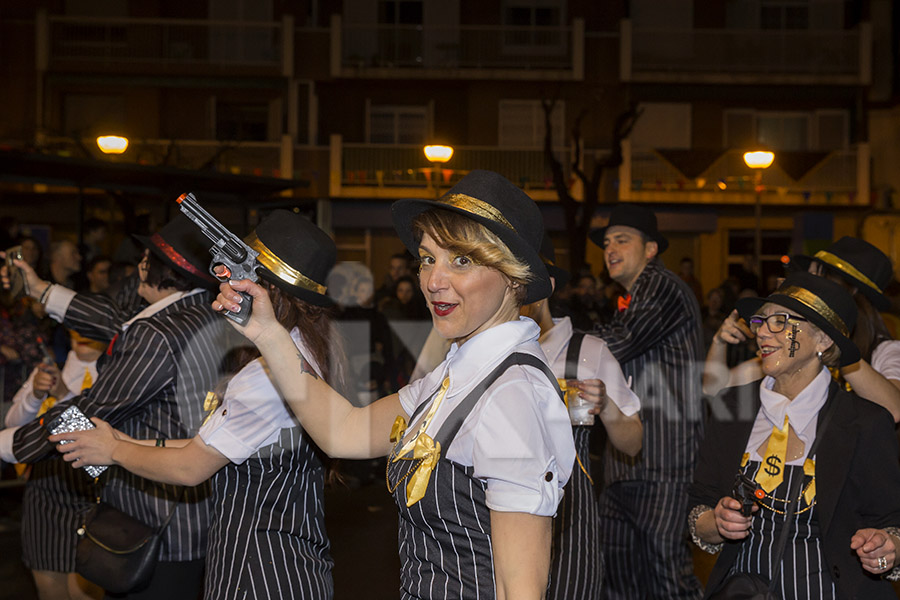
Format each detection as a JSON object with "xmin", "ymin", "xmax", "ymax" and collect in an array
[{"xmin": 412, "ymin": 209, "xmax": 532, "ymax": 304}]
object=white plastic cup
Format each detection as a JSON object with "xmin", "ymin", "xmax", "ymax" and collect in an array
[{"xmin": 567, "ymin": 392, "xmax": 595, "ymax": 426}]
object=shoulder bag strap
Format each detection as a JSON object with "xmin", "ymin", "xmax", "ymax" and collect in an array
[
  {"xmin": 434, "ymin": 352, "xmax": 560, "ymax": 451},
  {"xmin": 564, "ymin": 332, "xmax": 585, "ymax": 381},
  {"xmin": 767, "ymin": 395, "xmax": 838, "ymax": 591}
]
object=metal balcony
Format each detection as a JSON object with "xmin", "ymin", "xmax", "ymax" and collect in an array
[
  {"xmin": 332, "ymin": 15, "xmax": 584, "ymax": 81},
  {"xmin": 621, "ymin": 20, "xmax": 870, "ymax": 85},
  {"xmin": 619, "ymin": 141, "xmax": 870, "ymax": 206}
]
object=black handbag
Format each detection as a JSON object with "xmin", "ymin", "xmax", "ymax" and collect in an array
[
  {"xmin": 75, "ymin": 487, "xmax": 183, "ymax": 594},
  {"xmin": 707, "ymin": 400, "xmax": 836, "ymax": 600}
]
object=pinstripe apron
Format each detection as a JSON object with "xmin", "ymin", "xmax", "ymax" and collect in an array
[
  {"xmin": 549, "ymin": 331, "xmax": 601, "ymax": 600},
  {"xmin": 387, "ymin": 352, "xmax": 562, "ymax": 600},
  {"xmin": 730, "ymin": 461, "xmax": 836, "ymax": 599},
  {"xmin": 203, "ymin": 427, "xmax": 333, "ymax": 600},
  {"xmin": 549, "ymin": 425, "xmax": 601, "ymax": 600}
]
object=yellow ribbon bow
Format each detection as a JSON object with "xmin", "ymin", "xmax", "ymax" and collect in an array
[{"xmin": 403, "ymin": 434, "xmax": 442, "ymax": 507}]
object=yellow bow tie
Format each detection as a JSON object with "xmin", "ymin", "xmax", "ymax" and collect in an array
[{"xmin": 403, "ymin": 433, "xmax": 442, "ymax": 507}]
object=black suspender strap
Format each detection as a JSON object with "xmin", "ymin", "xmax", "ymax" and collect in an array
[
  {"xmin": 765, "ymin": 393, "xmax": 838, "ymax": 592},
  {"xmin": 433, "ymin": 352, "xmax": 561, "ymax": 451},
  {"xmin": 564, "ymin": 332, "xmax": 585, "ymax": 381}
]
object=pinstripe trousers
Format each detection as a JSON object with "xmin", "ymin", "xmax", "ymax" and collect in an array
[{"xmin": 598, "ymin": 480, "xmax": 702, "ymax": 600}]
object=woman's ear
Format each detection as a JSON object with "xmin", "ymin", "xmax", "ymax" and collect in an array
[{"xmin": 814, "ymin": 330, "xmax": 835, "ymax": 355}]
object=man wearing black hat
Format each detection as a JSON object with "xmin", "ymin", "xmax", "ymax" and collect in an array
[
  {"xmin": 589, "ymin": 204, "xmax": 704, "ymax": 599},
  {"xmin": 1, "ymin": 215, "xmax": 229, "ymax": 599}
]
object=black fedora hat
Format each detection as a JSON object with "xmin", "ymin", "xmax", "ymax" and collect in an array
[
  {"xmin": 791, "ymin": 237, "xmax": 892, "ymax": 311},
  {"xmin": 391, "ymin": 170, "xmax": 551, "ymax": 304},
  {"xmin": 134, "ymin": 214, "xmax": 218, "ymax": 288},
  {"xmin": 736, "ymin": 270, "xmax": 859, "ymax": 366},
  {"xmin": 588, "ymin": 204, "xmax": 669, "ymax": 254},
  {"xmin": 540, "ymin": 233, "xmax": 570, "ymax": 291},
  {"xmin": 246, "ymin": 209, "xmax": 335, "ymax": 307}
]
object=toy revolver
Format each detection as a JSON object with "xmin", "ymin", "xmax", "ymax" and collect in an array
[
  {"xmin": 732, "ymin": 471, "xmax": 764, "ymax": 517},
  {"xmin": 176, "ymin": 192, "xmax": 259, "ymax": 325}
]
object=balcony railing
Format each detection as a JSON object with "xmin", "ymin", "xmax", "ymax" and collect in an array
[
  {"xmin": 338, "ymin": 142, "xmax": 571, "ymax": 193},
  {"xmin": 623, "ymin": 20, "xmax": 868, "ymax": 83},
  {"xmin": 335, "ymin": 16, "xmax": 583, "ymax": 78},
  {"xmin": 625, "ymin": 146, "xmax": 866, "ymax": 204},
  {"xmin": 47, "ymin": 15, "xmax": 282, "ymax": 68}
]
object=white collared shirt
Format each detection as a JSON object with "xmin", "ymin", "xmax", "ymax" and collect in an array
[
  {"xmin": 538, "ymin": 316, "xmax": 640, "ymax": 416},
  {"xmin": 120, "ymin": 289, "xmax": 205, "ymax": 330},
  {"xmin": 199, "ymin": 327, "xmax": 319, "ymax": 464},
  {"xmin": 44, "ymin": 284, "xmax": 205, "ymax": 330},
  {"xmin": 399, "ymin": 317, "xmax": 576, "ymax": 516},
  {"xmin": 745, "ymin": 368, "xmax": 831, "ymax": 464}
]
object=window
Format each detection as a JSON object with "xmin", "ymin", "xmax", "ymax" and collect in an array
[
  {"xmin": 216, "ymin": 102, "xmax": 269, "ymax": 141},
  {"xmin": 208, "ymin": 0, "xmax": 276, "ymax": 63},
  {"xmin": 502, "ymin": 0, "xmax": 565, "ymax": 53},
  {"xmin": 630, "ymin": 103, "xmax": 692, "ymax": 150},
  {"xmin": 63, "ymin": 94, "xmax": 125, "ymax": 137},
  {"xmin": 757, "ymin": 114, "xmax": 809, "ymax": 151},
  {"xmin": 498, "ymin": 100, "xmax": 564, "ymax": 148},
  {"xmin": 760, "ymin": 0, "xmax": 808, "ymax": 30},
  {"xmin": 367, "ymin": 105, "xmax": 428, "ymax": 144},
  {"xmin": 724, "ymin": 109, "xmax": 846, "ymax": 151},
  {"xmin": 378, "ymin": 1, "xmax": 423, "ymax": 25}
]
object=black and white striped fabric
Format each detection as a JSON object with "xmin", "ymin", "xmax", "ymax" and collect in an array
[
  {"xmin": 389, "ymin": 456, "xmax": 494, "ymax": 600},
  {"xmin": 549, "ymin": 426, "xmax": 600, "ymax": 600},
  {"xmin": 203, "ymin": 427, "xmax": 333, "ymax": 600},
  {"xmin": 13, "ymin": 291, "xmax": 229, "ymax": 563},
  {"xmin": 592, "ymin": 260, "xmax": 704, "ymax": 483},
  {"xmin": 731, "ymin": 461, "xmax": 836, "ymax": 599},
  {"xmin": 592, "ymin": 259, "xmax": 704, "ymax": 599},
  {"xmin": 389, "ymin": 352, "xmax": 561, "ymax": 600},
  {"xmin": 20, "ymin": 457, "xmax": 94, "ymax": 572}
]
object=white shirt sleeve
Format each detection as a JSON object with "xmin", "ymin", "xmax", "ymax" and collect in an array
[
  {"xmin": 198, "ymin": 358, "xmax": 295, "ymax": 464},
  {"xmin": 0, "ymin": 427, "xmax": 18, "ymax": 462},
  {"xmin": 581, "ymin": 336, "xmax": 641, "ymax": 417},
  {"xmin": 872, "ymin": 340, "xmax": 900, "ymax": 383},
  {"xmin": 471, "ymin": 369, "xmax": 575, "ymax": 516},
  {"xmin": 44, "ymin": 284, "xmax": 77, "ymax": 323},
  {"xmin": 5, "ymin": 368, "xmax": 46, "ymax": 428}
]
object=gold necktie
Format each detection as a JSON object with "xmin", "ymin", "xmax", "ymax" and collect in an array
[
  {"xmin": 81, "ymin": 368, "xmax": 93, "ymax": 391},
  {"xmin": 389, "ymin": 377, "xmax": 450, "ymax": 507},
  {"xmin": 755, "ymin": 415, "xmax": 789, "ymax": 493}
]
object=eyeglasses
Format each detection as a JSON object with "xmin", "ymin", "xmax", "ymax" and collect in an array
[{"xmin": 748, "ymin": 313, "xmax": 808, "ymax": 334}]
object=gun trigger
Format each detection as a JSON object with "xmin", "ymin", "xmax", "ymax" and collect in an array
[{"xmin": 221, "ymin": 267, "xmax": 232, "ymax": 278}]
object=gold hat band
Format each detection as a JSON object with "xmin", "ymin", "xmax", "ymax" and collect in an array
[
  {"xmin": 439, "ymin": 193, "xmax": 516, "ymax": 232},
  {"xmin": 813, "ymin": 250, "xmax": 881, "ymax": 293},
  {"xmin": 245, "ymin": 232, "xmax": 327, "ymax": 296},
  {"xmin": 778, "ymin": 285, "xmax": 849, "ymax": 337}
]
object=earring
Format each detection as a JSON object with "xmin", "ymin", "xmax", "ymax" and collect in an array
[{"xmin": 816, "ymin": 350, "xmax": 824, "ymax": 361}]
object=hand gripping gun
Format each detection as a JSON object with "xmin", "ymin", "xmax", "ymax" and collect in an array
[{"xmin": 176, "ymin": 192, "xmax": 258, "ymax": 325}]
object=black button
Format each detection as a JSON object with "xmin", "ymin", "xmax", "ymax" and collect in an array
[
  {"xmin": 545, "ymin": 472, "xmax": 553, "ymax": 482},
  {"xmin": 832, "ymin": 565, "xmax": 840, "ymax": 579}
]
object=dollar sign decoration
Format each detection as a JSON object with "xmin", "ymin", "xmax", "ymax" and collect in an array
[{"xmin": 764, "ymin": 455, "xmax": 782, "ymax": 477}]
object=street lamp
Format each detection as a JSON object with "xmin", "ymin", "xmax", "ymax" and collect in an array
[
  {"xmin": 424, "ymin": 145, "xmax": 453, "ymax": 198},
  {"xmin": 743, "ymin": 150, "xmax": 774, "ymax": 283},
  {"xmin": 96, "ymin": 135, "xmax": 129, "ymax": 154}
]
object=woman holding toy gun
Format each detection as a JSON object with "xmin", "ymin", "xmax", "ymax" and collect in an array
[
  {"xmin": 689, "ymin": 272, "xmax": 900, "ymax": 599},
  {"xmin": 50, "ymin": 210, "xmax": 346, "ymax": 600}
]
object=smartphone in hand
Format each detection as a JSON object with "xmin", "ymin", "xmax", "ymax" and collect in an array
[
  {"xmin": 45, "ymin": 405, "xmax": 108, "ymax": 477},
  {"xmin": 4, "ymin": 245, "xmax": 26, "ymax": 297}
]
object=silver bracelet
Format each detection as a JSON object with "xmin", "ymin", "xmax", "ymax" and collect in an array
[
  {"xmin": 38, "ymin": 283, "xmax": 53, "ymax": 305},
  {"xmin": 688, "ymin": 504, "xmax": 723, "ymax": 554},
  {"xmin": 882, "ymin": 527, "xmax": 900, "ymax": 580}
]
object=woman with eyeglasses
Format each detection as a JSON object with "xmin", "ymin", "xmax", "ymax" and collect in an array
[
  {"xmin": 689, "ymin": 271, "xmax": 900, "ymax": 599},
  {"xmin": 703, "ymin": 237, "xmax": 900, "ymax": 422}
]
